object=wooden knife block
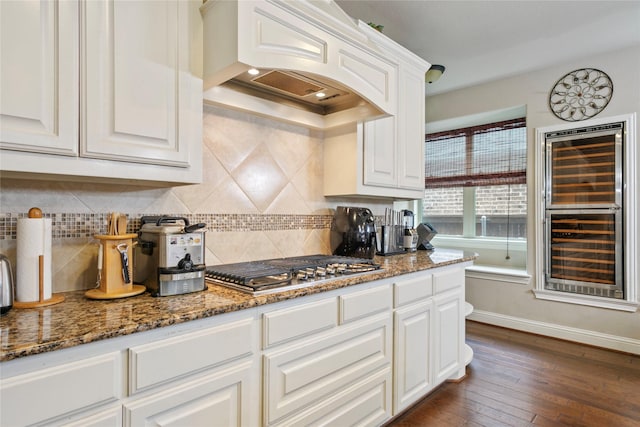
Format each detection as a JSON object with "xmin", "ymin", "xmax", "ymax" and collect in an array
[{"xmin": 85, "ymin": 234, "xmax": 146, "ymax": 299}]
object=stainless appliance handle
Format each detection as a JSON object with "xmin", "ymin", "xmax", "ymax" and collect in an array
[{"xmin": 155, "ymin": 216, "xmax": 190, "ymax": 227}]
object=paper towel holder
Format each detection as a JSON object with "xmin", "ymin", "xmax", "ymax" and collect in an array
[{"xmin": 13, "ymin": 208, "xmax": 65, "ymax": 308}]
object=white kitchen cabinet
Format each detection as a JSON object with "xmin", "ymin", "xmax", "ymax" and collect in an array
[
  {"xmin": 0, "ymin": 0, "xmax": 79, "ymax": 156},
  {"xmin": 0, "ymin": 311, "xmax": 258, "ymax": 427},
  {"xmin": 0, "ymin": 0, "xmax": 202, "ymax": 185},
  {"xmin": 393, "ymin": 299, "xmax": 434, "ymax": 413},
  {"xmin": 262, "ymin": 283, "xmax": 393, "ymax": 426},
  {"xmin": 433, "ymin": 289, "xmax": 463, "ymax": 385},
  {"xmin": 324, "ymin": 24, "xmax": 429, "ymax": 199},
  {"xmin": 123, "ymin": 361, "xmax": 256, "ymax": 427},
  {"xmin": 0, "ymin": 352, "xmax": 124, "ymax": 426},
  {"xmin": 125, "ymin": 315, "xmax": 259, "ymax": 426},
  {"xmin": 397, "ymin": 63, "xmax": 428, "ymax": 190},
  {"xmin": 0, "ymin": 262, "xmax": 470, "ymax": 427},
  {"xmin": 392, "ymin": 264, "xmax": 467, "ymax": 414},
  {"xmin": 128, "ymin": 317, "xmax": 256, "ymax": 394},
  {"xmin": 362, "ymin": 63, "xmax": 426, "ymax": 192},
  {"xmin": 392, "ymin": 272, "xmax": 434, "ymax": 414},
  {"xmin": 433, "ymin": 265, "xmax": 467, "ymax": 385},
  {"xmin": 277, "ymin": 368, "xmax": 391, "ymax": 427},
  {"xmin": 362, "ymin": 116, "xmax": 397, "ymax": 188}
]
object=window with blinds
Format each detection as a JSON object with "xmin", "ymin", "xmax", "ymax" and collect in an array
[
  {"xmin": 425, "ymin": 118, "xmax": 527, "ymax": 188},
  {"xmin": 423, "ymin": 117, "xmax": 527, "ymax": 240}
]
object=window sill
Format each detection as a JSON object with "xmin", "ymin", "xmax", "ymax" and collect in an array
[
  {"xmin": 433, "ymin": 236, "xmax": 526, "ymax": 251},
  {"xmin": 533, "ymin": 289, "xmax": 639, "ymax": 313},
  {"xmin": 465, "ymin": 265, "xmax": 531, "ymax": 285}
]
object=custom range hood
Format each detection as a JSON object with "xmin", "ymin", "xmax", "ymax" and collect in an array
[{"xmin": 200, "ymin": 0, "xmax": 397, "ymax": 129}]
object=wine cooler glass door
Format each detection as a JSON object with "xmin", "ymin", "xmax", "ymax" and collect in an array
[
  {"xmin": 545, "ymin": 125, "xmax": 622, "ymax": 210},
  {"xmin": 545, "ymin": 209, "xmax": 623, "ymax": 298}
]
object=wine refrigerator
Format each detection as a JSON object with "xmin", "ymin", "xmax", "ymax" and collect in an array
[{"xmin": 544, "ymin": 122, "xmax": 624, "ymax": 299}]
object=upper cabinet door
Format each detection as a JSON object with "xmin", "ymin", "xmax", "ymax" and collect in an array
[
  {"xmin": 363, "ymin": 117, "xmax": 397, "ymax": 188},
  {"xmin": 0, "ymin": 0, "xmax": 79, "ymax": 155},
  {"xmin": 397, "ymin": 65, "xmax": 426, "ymax": 190},
  {"xmin": 82, "ymin": 0, "xmax": 196, "ymax": 167}
]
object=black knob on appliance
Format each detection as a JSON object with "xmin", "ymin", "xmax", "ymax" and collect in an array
[{"xmin": 178, "ymin": 253, "xmax": 193, "ymax": 271}]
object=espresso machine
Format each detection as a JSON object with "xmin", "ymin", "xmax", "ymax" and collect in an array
[{"xmin": 330, "ymin": 206, "xmax": 377, "ymax": 259}]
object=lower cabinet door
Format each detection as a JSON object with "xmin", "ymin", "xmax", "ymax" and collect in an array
[
  {"xmin": 123, "ymin": 360, "xmax": 257, "ymax": 427},
  {"xmin": 264, "ymin": 314, "xmax": 392, "ymax": 425},
  {"xmin": 393, "ymin": 299, "xmax": 434, "ymax": 414},
  {"xmin": 433, "ymin": 289, "xmax": 463, "ymax": 385}
]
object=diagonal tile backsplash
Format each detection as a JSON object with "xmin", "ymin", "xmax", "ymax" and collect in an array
[{"xmin": 0, "ymin": 105, "xmax": 392, "ymax": 292}]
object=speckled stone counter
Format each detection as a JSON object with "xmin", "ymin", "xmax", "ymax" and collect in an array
[{"xmin": 0, "ymin": 249, "xmax": 476, "ymax": 362}]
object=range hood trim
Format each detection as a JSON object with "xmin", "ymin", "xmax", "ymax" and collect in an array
[
  {"xmin": 203, "ymin": 85, "xmax": 384, "ymax": 131},
  {"xmin": 201, "ymin": 0, "xmax": 399, "ymax": 129}
]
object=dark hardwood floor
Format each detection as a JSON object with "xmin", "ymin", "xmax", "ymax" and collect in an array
[{"xmin": 388, "ymin": 321, "xmax": 640, "ymax": 427}]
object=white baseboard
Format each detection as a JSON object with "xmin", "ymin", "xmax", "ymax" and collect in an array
[{"xmin": 468, "ymin": 310, "xmax": 640, "ymax": 355}]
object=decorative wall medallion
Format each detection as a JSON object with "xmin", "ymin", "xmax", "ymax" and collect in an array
[{"xmin": 548, "ymin": 68, "xmax": 613, "ymax": 121}]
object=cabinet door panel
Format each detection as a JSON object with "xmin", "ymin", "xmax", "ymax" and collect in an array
[
  {"xmin": 83, "ymin": 0, "xmax": 192, "ymax": 166},
  {"xmin": 393, "ymin": 300, "xmax": 433, "ymax": 413},
  {"xmin": 433, "ymin": 289, "xmax": 462, "ymax": 385},
  {"xmin": 397, "ymin": 65, "xmax": 425, "ymax": 190},
  {"xmin": 0, "ymin": 0, "xmax": 78, "ymax": 155},
  {"xmin": 363, "ymin": 117, "xmax": 396, "ymax": 187}
]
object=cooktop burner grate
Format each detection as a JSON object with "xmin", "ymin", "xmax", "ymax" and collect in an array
[{"xmin": 205, "ymin": 255, "xmax": 380, "ymax": 293}]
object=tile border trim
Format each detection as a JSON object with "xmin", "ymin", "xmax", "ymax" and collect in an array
[{"xmin": 0, "ymin": 213, "xmax": 333, "ymax": 240}]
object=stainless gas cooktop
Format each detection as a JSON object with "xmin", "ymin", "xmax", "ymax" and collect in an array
[{"xmin": 205, "ymin": 255, "xmax": 381, "ymax": 295}]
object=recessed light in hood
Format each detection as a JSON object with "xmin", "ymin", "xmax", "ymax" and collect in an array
[
  {"xmin": 200, "ymin": 0, "xmax": 398, "ymax": 129},
  {"xmin": 253, "ymin": 70, "xmax": 324, "ymax": 97},
  {"xmin": 227, "ymin": 69, "xmax": 361, "ymax": 116}
]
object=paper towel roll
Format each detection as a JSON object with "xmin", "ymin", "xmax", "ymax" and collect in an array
[{"xmin": 16, "ymin": 217, "xmax": 52, "ymax": 302}]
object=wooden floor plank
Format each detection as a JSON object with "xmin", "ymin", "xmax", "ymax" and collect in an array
[{"xmin": 386, "ymin": 321, "xmax": 640, "ymax": 427}]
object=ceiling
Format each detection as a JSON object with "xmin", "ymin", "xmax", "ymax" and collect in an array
[{"xmin": 335, "ymin": 0, "xmax": 640, "ymax": 95}]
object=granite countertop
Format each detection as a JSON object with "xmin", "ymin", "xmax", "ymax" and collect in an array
[{"xmin": 0, "ymin": 249, "xmax": 476, "ymax": 362}]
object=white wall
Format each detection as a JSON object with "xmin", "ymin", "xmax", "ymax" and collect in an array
[{"xmin": 426, "ymin": 45, "xmax": 640, "ymax": 344}]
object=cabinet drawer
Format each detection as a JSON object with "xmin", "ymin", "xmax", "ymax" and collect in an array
[
  {"xmin": 263, "ymin": 297, "xmax": 337, "ymax": 349},
  {"xmin": 433, "ymin": 267, "xmax": 465, "ymax": 294},
  {"xmin": 60, "ymin": 404, "xmax": 123, "ymax": 427},
  {"xmin": 264, "ymin": 314, "xmax": 391, "ymax": 424},
  {"xmin": 124, "ymin": 361, "xmax": 257, "ymax": 427},
  {"xmin": 281, "ymin": 367, "xmax": 391, "ymax": 426},
  {"xmin": 394, "ymin": 273, "xmax": 433, "ymax": 307},
  {"xmin": 129, "ymin": 317, "xmax": 254, "ymax": 394},
  {"xmin": 340, "ymin": 284, "xmax": 392, "ymax": 324},
  {"xmin": 0, "ymin": 352, "xmax": 122, "ymax": 427}
]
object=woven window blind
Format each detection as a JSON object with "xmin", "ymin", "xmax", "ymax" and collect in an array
[{"xmin": 425, "ymin": 118, "xmax": 527, "ymax": 188}]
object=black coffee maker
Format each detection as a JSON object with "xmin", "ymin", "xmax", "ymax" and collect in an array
[{"xmin": 330, "ymin": 206, "xmax": 377, "ymax": 259}]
